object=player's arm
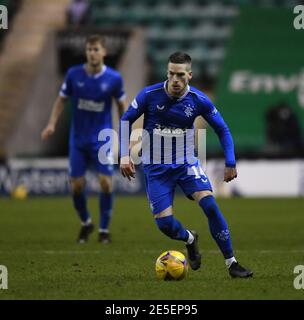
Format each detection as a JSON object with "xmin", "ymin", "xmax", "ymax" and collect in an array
[
  {"xmin": 117, "ymin": 96, "xmax": 135, "ymax": 180},
  {"xmin": 113, "ymin": 74, "xmax": 128, "ymax": 119},
  {"xmin": 119, "ymin": 90, "xmax": 146, "ymax": 180},
  {"xmin": 41, "ymin": 95, "xmax": 67, "ymax": 140},
  {"xmin": 115, "ymin": 98, "xmax": 128, "ymax": 119},
  {"xmin": 115, "ymin": 97, "xmax": 136, "ymax": 180},
  {"xmin": 199, "ymin": 96, "xmax": 237, "ymax": 183},
  {"xmin": 41, "ymin": 68, "xmax": 73, "ymax": 141},
  {"xmin": 113, "ymin": 75, "xmax": 138, "ymax": 180}
]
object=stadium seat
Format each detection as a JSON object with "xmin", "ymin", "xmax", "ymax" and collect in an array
[{"xmin": 89, "ymin": 0, "xmax": 241, "ymax": 82}]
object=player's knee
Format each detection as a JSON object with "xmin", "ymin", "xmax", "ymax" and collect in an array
[
  {"xmin": 199, "ymin": 195, "xmax": 219, "ymax": 217},
  {"xmin": 155, "ymin": 215, "xmax": 184, "ymax": 240},
  {"xmin": 192, "ymin": 190, "xmax": 213, "ymax": 202},
  {"xmin": 71, "ymin": 179, "xmax": 85, "ymax": 195},
  {"xmin": 155, "ymin": 216, "xmax": 174, "ymax": 238},
  {"xmin": 99, "ymin": 176, "xmax": 112, "ymax": 193}
]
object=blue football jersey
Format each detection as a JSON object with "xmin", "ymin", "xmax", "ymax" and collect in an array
[
  {"xmin": 60, "ymin": 64, "xmax": 125, "ymax": 146},
  {"xmin": 121, "ymin": 81, "xmax": 235, "ymax": 167}
]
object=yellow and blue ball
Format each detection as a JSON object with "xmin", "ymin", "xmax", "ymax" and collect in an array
[{"xmin": 155, "ymin": 250, "xmax": 188, "ymax": 281}]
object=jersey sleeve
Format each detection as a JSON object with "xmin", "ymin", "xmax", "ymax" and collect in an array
[
  {"xmin": 59, "ymin": 69, "xmax": 73, "ymax": 97},
  {"xmin": 113, "ymin": 74, "xmax": 126, "ymax": 101},
  {"xmin": 120, "ymin": 88, "xmax": 147, "ymax": 157},
  {"xmin": 197, "ymin": 94, "xmax": 236, "ymax": 167},
  {"xmin": 121, "ymin": 89, "xmax": 146, "ymax": 123}
]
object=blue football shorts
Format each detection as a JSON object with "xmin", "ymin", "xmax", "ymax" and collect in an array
[
  {"xmin": 69, "ymin": 142, "xmax": 114, "ymax": 177},
  {"xmin": 144, "ymin": 160, "xmax": 212, "ymax": 214}
]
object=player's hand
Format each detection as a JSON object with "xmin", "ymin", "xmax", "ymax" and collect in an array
[
  {"xmin": 120, "ymin": 156, "xmax": 136, "ymax": 181},
  {"xmin": 224, "ymin": 167, "xmax": 237, "ymax": 183},
  {"xmin": 41, "ymin": 124, "xmax": 55, "ymax": 140}
]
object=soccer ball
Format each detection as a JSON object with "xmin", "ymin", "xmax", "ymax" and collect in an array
[{"xmin": 155, "ymin": 250, "xmax": 188, "ymax": 281}]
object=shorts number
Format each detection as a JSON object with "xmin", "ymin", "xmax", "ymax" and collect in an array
[{"xmin": 191, "ymin": 165, "xmax": 208, "ymax": 183}]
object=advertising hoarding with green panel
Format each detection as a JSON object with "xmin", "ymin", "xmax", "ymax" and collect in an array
[{"xmin": 208, "ymin": 6, "xmax": 304, "ymax": 154}]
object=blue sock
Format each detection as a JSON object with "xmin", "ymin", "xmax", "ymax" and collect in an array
[
  {"xmin": 72, "ymin": 192, "xmax": 90, "ymax": 224},
  {"xmin": 99, "ymin": 192, "xmax": 113, "ymax": 230},
  {"xmin": 199, "ymin": 195, "xmax": 234, "ymax": 259},
  {"xmin": 155, "ymin": 215, "xmax": 189, "ymax": 241}
]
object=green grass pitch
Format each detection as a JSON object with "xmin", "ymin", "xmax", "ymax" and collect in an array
[{"xmin": 0, "ymin": 196, "xmax": 304, "ymax": 300}]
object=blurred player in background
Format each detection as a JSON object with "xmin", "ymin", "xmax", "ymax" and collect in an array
[
  {"xmin": 41, "ymin": 34, "xmax": 127, "ymax": 244},
  {"xmin": 120, "ymin": 52, "xmax": 253, "ymax": 278}
]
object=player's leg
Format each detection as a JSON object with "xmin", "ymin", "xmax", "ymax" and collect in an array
[
  {"xmin": 192, "ymin": 190, "xmax": 234, "ymax": 259},
  {"xmin": 192, "ymin": 190, "xmax": 253, "ymax": 278},
  {"xmin": 154, "ymin": 206, "xmax": 189, "ymax": 242},
  {"xmin": 97, "ymin": 174, "xmax": 113, "ymax": 243},
  {"xmin": 70, "ymin": 176, "xmax": 89, "ymax": 223},
  {"xmin": 70, "ymin": 176, "xmax": 94, "ymax": 243},
  {"xmin": 192, "ymin": 190, "xmax": 234, "ymax": 260},
  {"xmin": 144, "ymin": 167, "xmax": 201, "ymax": 270},
  {"xmin": 69, "ymin": 145, "xmax": 94, "ymax": 243},
  {"xmin": 179, "ymin": 162, "xmax": 252, "ymax": 277},
  {"xmin": 91, "ymin": 141, "xmax": 115, "ymax": 243},
  {"xmin": 154, "ymin": 207, "xmax": 201, "ymax": 270}
]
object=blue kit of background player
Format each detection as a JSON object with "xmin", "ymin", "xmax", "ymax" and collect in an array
[{"xmin": 42, "ymin": 35, "xmax": 127, "ymax": 244}]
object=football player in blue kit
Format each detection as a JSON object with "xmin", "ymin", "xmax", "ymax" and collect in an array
[
  {"xmin": 120, "ymin": 52, "xmax": 253, "ymax": 278},
  {"xmin": 41, "ymin": 35, "xmax": 127, "ymax": 244}
]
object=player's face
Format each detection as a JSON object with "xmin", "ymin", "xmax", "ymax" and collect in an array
[
  {"xmin": 167, "ymin": 62, "xmax": 192, "ymax": 97},
  {"xmin": 86, "ymin": 42, "xmax": 106, "ymax": 67}
]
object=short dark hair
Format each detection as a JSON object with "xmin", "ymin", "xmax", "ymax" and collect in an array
[
  {"xmin": 168, "ymin": 52, "xmax": 192, "ymax": 65},
  {"xmin": 85, "ymin": 34, "xmax": 105, "ymax": 47}
]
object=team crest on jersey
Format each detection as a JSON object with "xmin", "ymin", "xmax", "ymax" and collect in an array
[
  {"xmin": 184, "ymin": 104, "xmax": 194, "ymax": 117},
  {"xmin": 100, "ymin": 83, "xmax": 109, "ymax": 92},
  {"xmin": 77, "ymin": 81, "xmax": 85, "ymax": 87}
]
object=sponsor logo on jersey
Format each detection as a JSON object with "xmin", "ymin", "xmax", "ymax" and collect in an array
[
  {"xmin": 78, "ymin": 99, "xmax": 105, "ymax": 112},
  {"xmin": 156, "ymin": 105, "xmax": 165, "ymax": 111},
  {"xmin": 154, "ymin": 124, "xmax": 186, "ymax": 136}
]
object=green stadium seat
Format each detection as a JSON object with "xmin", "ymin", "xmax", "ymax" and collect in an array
[
  {"xmin": 90, "ymin": 0, "xmax": 241, "ymax": 81},
  {"xmin": 0, "ymin": 0, "xmax": 9, "ymax": 6}
]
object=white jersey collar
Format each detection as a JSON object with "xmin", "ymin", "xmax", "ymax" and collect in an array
[{"xmin": 83, "ymin": 64, "xmax": 107, "ymax": 78}]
